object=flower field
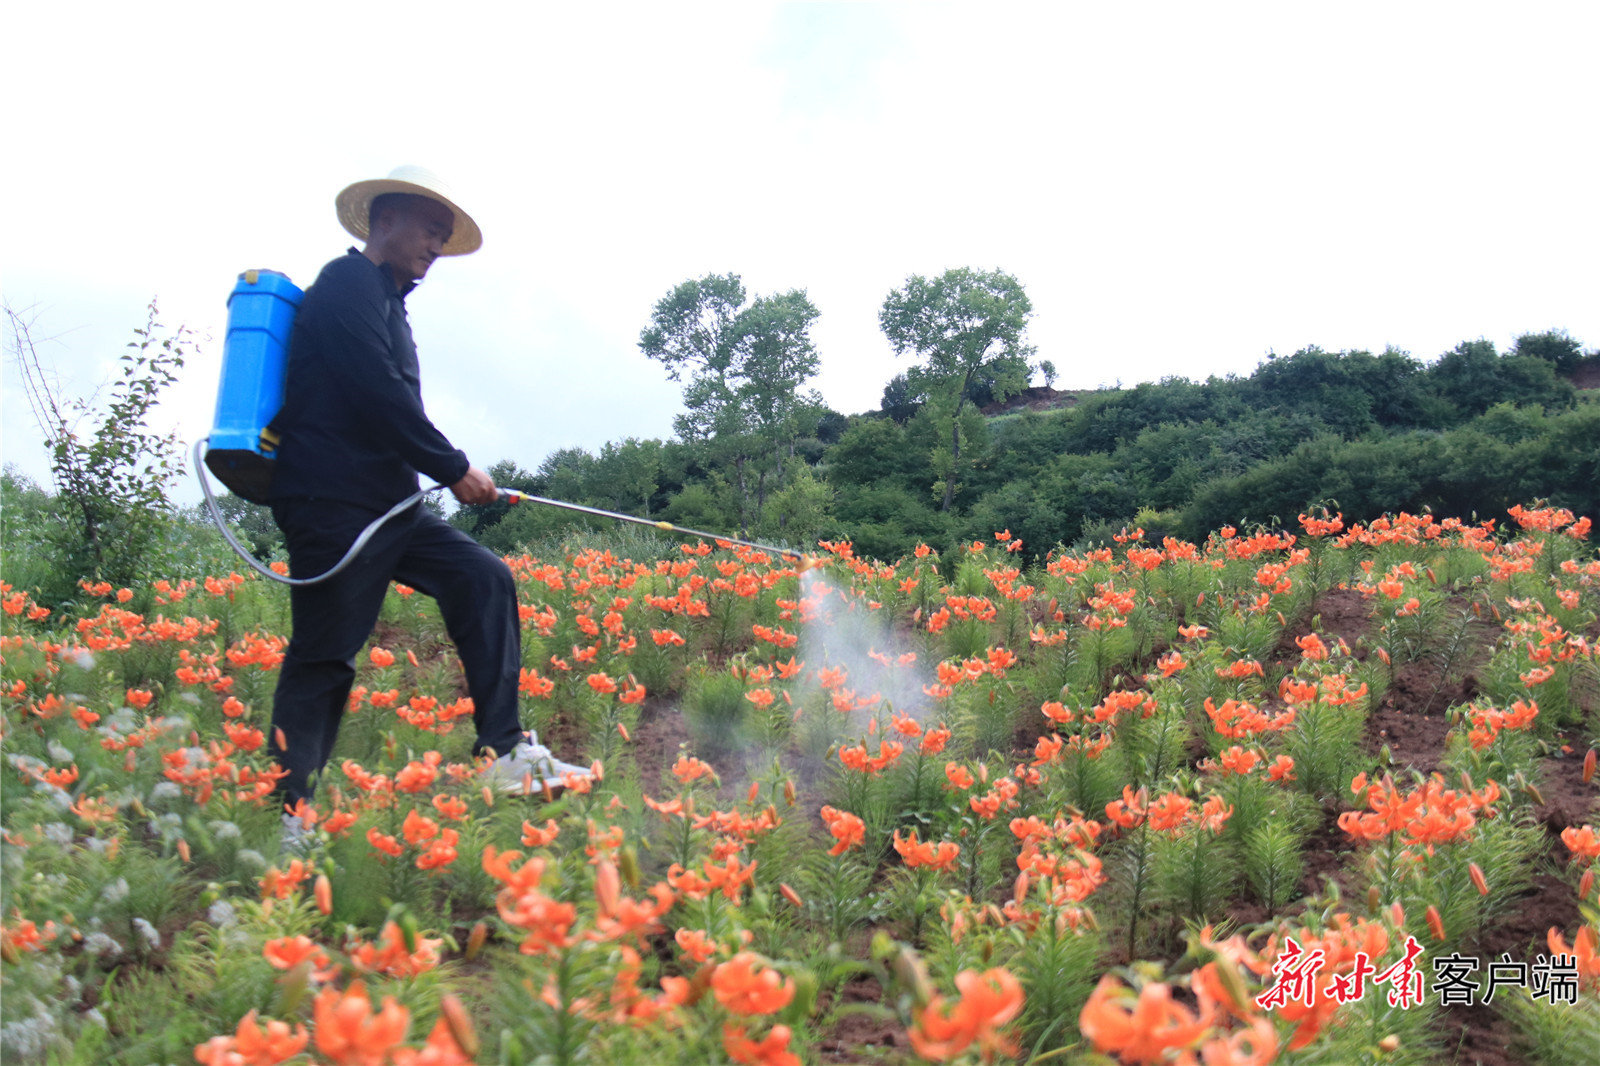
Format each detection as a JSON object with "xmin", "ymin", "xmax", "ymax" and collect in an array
[{"xmin": 3, "ymin": 504, "xmax": 1598, "ymax": 1065}]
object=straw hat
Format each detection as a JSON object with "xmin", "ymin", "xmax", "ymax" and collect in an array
[{"xmin": 334, "ymin": 165, "xmax": 482, "ymax": 256}]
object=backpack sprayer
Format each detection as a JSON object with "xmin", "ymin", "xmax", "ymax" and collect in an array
[{"xmin": 196, "ymin": 270, "xmax": 820, "ymax": 584}]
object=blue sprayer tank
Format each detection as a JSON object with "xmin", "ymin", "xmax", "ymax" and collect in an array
[{"xmin": 203, "ymin": 269, "xmax": 303, "ymax": 503}]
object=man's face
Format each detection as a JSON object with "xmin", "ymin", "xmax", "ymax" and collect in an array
[{"xmin": 373, "ymin": 195, "xmax": 455, "ymax": 285}]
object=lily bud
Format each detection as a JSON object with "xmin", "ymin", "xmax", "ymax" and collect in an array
[
  {"xmin": 275, "ymin": 960, "xmax": 311, "ymax": 1016},
  {"xmin": 619, "ymin": 845, "xmax": 642, "ymax": 890},
  {"xmin": 465, "ymin": 921, "xmax": 488, "ymax": 961},
  {"xmin": 398, "ymin": 911, "xmax": 421, "ymax": 954},
  {"xmin": 890, "ymin": 945, "xmax": 935, "ymax": 1006},
  {"xmin": 782, "ymin": 969, "xmax": 819, "ymax": 1025},
  {"xmin": 1210, "ymin": 959, "xmax": 1253, "ymax": 1017},
  {"xmin": 440, "ymin": 995, "xmax": 480, "ymax": 1060},
  {"xmin": 314, "ymin": 874, "xmax": 332, "ymax": 915}
]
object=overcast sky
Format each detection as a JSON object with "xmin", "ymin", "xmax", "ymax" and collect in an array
[{"xmin": 4, "ymin": 2, "xmax": 1597, "ymax": 504}]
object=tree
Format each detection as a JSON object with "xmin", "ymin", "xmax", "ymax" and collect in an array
[
  {"xmin": 205, "ymin": 492, "xmax": 282, "ymax": 557},
  {"xmin": 537, "ymin": 447, "xmax": 598, "ymax": 505},
  {"xmin": 725, "ymin": 289, "xmax": 823, "ymax": 517},
  {"xmin": 451, "ymin": 459, "xmax": 539, "ymax": 537},
  {"xmin": 879, "ymin": 268, "xmax": 1035, "ymax": 511},
  {"xmin": 593, "ymin": 438, "xmax": 664, "ymax": 517},
  {"xmin": 639, "ymin": 274, "xmax": 749, "ymax": 444},
  {"xmin": 6, "ymin": 301, "xmax": 189, "ymax": 599},
  {"xmin": 1512, "ymin": 330, "xmax": 1585, "ymax": 375},
  {"xmin": 880, "ymin": 373, "xmax": 920, "ymax": 423},
  {"xmin": 640, "ymin": 275, "xmax": 822, "ymax": 535}
]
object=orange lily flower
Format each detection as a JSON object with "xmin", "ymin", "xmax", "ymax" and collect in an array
[
  {"xmin": 1079, "ymin": 974, "xmax": 1213, "ymax": 1065},
  {"xmin": 820, "ymin": 806, "xmax": 865, "ymax": 855},
  {"xmin": 711, "ymin": 952, "xmax": 795, "ymax": 1016},
  {"xmin": 910, "ymin": 967, "xmax": 1025, "ymax": 1063},
  {"xmin": 311, "ymin": 981, "xmax": 410, "ymax": 1065},
  {"xmin": 262, "ymin": 934, "xmax": 333, "ymax": 975},
  {"xmin": 893, "ymin": 829, "xmax": 960, "ymax": 872},
  {"xmin": 723, "ymin": 1023, "xmax": 801, "ymax": 1066}
]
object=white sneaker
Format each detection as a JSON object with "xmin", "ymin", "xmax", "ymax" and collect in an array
[
  {"xmin": 280, "ymin": 812, "xmax": 313, "ymax": 856},
  {"xmin": 486, "ymin": 733, "xmax": 592, "ymax": 795}
]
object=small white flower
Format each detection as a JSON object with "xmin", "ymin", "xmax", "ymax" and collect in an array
[
  {"xmin": 1, "ymin": 1008, "xmax": 58, "ymax": 1058},
  {"xmin": 46, "ymin": 741, "xmax": 74, "ymax": 763},
  {"xmin": 42, "ymin": 823, "xmax": 73, "ymax": 845},
  {"xmin": 208, "ymin": 819, "xmax": 242, "ymax": 841},
  {"xmin": 83, "ymin": 931, "xmax": 121, "ymax": 957},
  {"xmin": 207, "ymin": 900, "xmax": 238, "ymax": 928},
  {"xmin": 101, "ymin": 878, "xmax": 130, "ymax": 905},
  {"xmin": 148, "ymin": 781, "xmax": 182, "ymax": 802},
  {"xmin": 40, "ymin": 786, "xmax": 72, "ymax": 811},
  {"xmin": 61, "ymin": 647, "xmax": 96, "ymax": 671},
  {"xmin": 132, "ymin": 918, "xmax": 161, "ymax": 950}
]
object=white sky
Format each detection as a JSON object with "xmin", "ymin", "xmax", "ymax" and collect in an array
[{"xmin": 4, "ymin": 2, "xmax": 1597, "ymax": 504}]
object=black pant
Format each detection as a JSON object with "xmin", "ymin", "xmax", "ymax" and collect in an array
[{"xmin": 268, "ymin": 497, "xmax": 524, "ymax": 806}]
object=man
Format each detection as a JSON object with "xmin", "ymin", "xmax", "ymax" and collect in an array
[{"xmin": 267, "ymin": 166, "xmax": 585, "ymax": 841}]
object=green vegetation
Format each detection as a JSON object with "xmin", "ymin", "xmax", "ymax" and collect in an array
[{"xmin": 452, "ymin": 297, "xmax": 1598, "ymax": 565}]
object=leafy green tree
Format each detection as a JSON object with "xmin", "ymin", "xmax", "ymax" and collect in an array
[
  {"xmin": 639, "ymin": 275, "xmax": 822, "ymax": 535},
  {"xmin": 759, "ymin": 466, "xmax": 833, "ymax": 544},
  {"xmin": 662, "ymin": 476, "xmax": 739, "ymax": 533},
  {"xmin": 879, "ymin": 268, "xmax": 1035, "ymax": 511},
  {"xmin": 6, "ymin": 301, "xmax": 189, "ymax": 600},
  {"xmin": 203, "ymin": 492, "xmax": 282, "ymax": 557},
  {"xmin": 640, "ymin": 274, "xmax": 749, "ymax": 443},
  {"xmin": 879, "ymin": 372, "xmax": 920, "ymax": 424},
  {"xmin": 814, "ymin": 409, "xmax": 849, "ymax": 445},
  {"xmin": 1512, "ymin": 330, "xmax": 1585, "ymax": 375},
  {"xmin": 1, "ymin": 465, "xmax": 60, "ymax": 596},
  {"xmin": 593, "ymin": 438, "xmax": 664, "ymax": 517},
  {"xmin": 826, "ymin": 415, "xmax": 927, "ymax": 494},
  {"xmin": 726, "ymin": 292, "xmax": 824, "ymax": 519},
  {"xmin": 1427, "ymin": 339, "xmax": 1573, "ymax": 422},
  {"xmin": 451, "ymin": 459, "xmax": 539, "ymax": 536},
  {"xmin": 829, "ymin": 483, "xmax": 946, "ymax": 562},
  {"xmin": 537, "ymin": 447, "xmax": 599, "ymax": 506}
]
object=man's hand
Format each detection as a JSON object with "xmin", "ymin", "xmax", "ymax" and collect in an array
[{"xmin": 450, "ymin": 465, "xmax": 497, "ymax": 506}]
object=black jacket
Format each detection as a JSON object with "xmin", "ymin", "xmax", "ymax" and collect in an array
[{"xmin": 268, "ymin": 250, "xmax": 469, "ymax": 510}]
